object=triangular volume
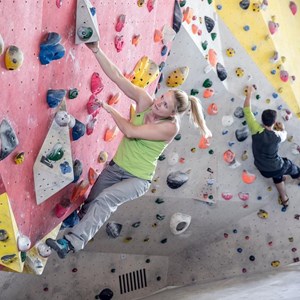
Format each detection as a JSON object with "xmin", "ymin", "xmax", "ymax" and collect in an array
[
  {"xmin": 0, "ymin": 192, "xmax": 24, "ymax": 273},
  {"xmin": 75, "ymin": 0, "xmax": 100, "ymax": 44},
  {"xmin": 33, "ymin": 99, "xmax": 74, "ymax": 205},
  {"xmin": 23, "ymin": 224, "xmax": 61, "ymax": 275}
]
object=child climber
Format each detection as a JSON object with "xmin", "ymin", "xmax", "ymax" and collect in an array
[{"xmin": 243, "ymin": 85, "xmax": 300, "ymax": 210}]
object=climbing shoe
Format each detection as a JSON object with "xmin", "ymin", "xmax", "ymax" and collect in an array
[{"xmin": 46, "ymin": 238, "xmax": 74, "ymax": 259}]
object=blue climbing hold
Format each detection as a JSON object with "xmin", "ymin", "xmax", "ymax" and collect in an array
[
  {"xmin": 243, "ymin": 25, "xmax": 250, "ymax": 31},
  {"xmin": 90, "ymin": 7, "xmax": 96, "ymax": 16},
  {"xmin": 161, "ymin": 45, "xmax": 168, "ymax": 56},
  {"xmin": 47, "ymin": 89, "xmax": 66, "ymax": 108},
  {"xmin": 60, "ymin": 161, "xmax": 72, "ymax": 174},
  {"xmin": 159, "ymin": 61, "xmax": 166, "ymax": 72},
  {"xmin": 272, "ymin": 92, "xmax": 278, "ymax": 99},
  {"xmin": 71, "ymin": 119, "xmax": 85, "ymax": 141}
]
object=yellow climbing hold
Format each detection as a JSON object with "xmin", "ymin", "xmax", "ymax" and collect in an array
[
  {"xmin": 166, "ymin": 66, "xmax": 189, "ymax": 87},
  {"xmin": 5, "ymin": 45, "xmax": 24, "ymax": 70},
  {"xmin": 131, "ymin": 56, "xmax": 159, "ymax": 88},
  {"xmin": 0, "ymin": 192, "xmax": 24, "ymax": 273}
]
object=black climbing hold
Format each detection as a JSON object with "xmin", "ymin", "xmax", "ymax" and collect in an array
[
  {"xmin": 72, "ymin": 159, "xmax": 83, "ymax": 183},
  {"xmin": 205, "ymin": 16, "xmax": 215, "ymax": 33},
  {"xmin": 158, "ymin": 73, "xmax": 164, "ymax": 83},
  {"xmin": 146, "ymin": 258, "xmax": 151, "ymax": 263},
  {"xmin": 174, "ymin": 133, "xmax": 181, "ymax": 141},
  {"xmin": 249, "ymin": 255, "xmax": 255, "ymax": 261},
  {"xmin": 216, "ymin": 63, "xmax": 227, "ymax": 81},
  {"xmin": 96, "ymin": 288, "xmax": 114, "ymax": 300},
  {"xmin": 132, "ymin": 221, "xmax": 141, "ymax": 228},
  {"xmin": 160, "ymin": 238, "xmax": 167, "ymax": 244},
  {"xmin": 173, "ymin": 0, "xmax": 183, "ymax": 33},
  {"xmin": 158, "ymin": 154, "xmax": 166, "ymax": 161},
  {"xmin": 235, "ymin": 126, "xmax": 249, "ymax": 142},
  {"xmin": 71, "ymin": 119, "xmax": 85, "ymax": 141},
  {"xmin": 0, "ymin": 119, "xmax": 19, "ymax": 161},
  {"xmin": 159, "ymin": 61, "xmax": 166, "ymax": 72},
  {"xmin": 0, "ymin": 229, "xmax": 8, "ymax": 241},
  {"xmin": 167, "ymin": 170, "xmax": 189, "ymax": 189},
  {"xmin": 234, "ymin": 107, "xmax": 244, "ymax": 118},
  {"xmin": 106, "ymin": 222, "xmax": 122, "ymax": 238},
  {"xmin": 239, "ymin": 0, "xmax": 250, "ymax": 10},
  {"xmin": 156, "ymin": 214, "xmax": 165, "ymax": 221},
  {"xmin": 155, "ymin": 198, "xmax": 164, "ymax": 204}
]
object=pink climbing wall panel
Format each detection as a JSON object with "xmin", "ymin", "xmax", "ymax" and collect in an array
[{"xmin": 0, "ymin": 0, "xmax": 175, "ymax": 253}]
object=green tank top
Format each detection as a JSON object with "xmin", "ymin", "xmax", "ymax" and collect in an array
[{"xmin": 113, "ymin": 108, "xmax": 168, "ymax": 180}]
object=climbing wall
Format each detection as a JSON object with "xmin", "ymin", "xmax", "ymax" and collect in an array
[{"xmin": 1, "ymin": 0, "xmax": 300, "ymax": 300}]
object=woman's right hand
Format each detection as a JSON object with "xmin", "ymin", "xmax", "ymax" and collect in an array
[{"xmin": 85, "ymin": 41, "xmax": 100, "ymax": 53}]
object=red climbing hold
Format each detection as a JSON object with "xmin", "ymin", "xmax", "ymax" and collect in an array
[
  {"xmin": 88, "ymin": 168, "xmax": 98, "ymax": 185},
  {"xmin": 290, "ymin": 1, "xmax": 297, "ymax": 15},
  {"xmin": 71, "ymin": 180, "xmax": 90, "ymax": 202},
  {"xmin": 55, "ymin": 198, "xmax": 71, "ymax": 218},
  {"xmin": 115, "ymin": 35, "xmax": 124, "ymax": 52},
  {"xmin": 268, "ymin": 21, "xmax": 279, "ymax": 35},
  {"xmin": 56, "ymin": 0, "xmax": 62, "ymax": 8},
  {"xmin": 87, "ymin": 94, "xmax": 101, "ymax": 117},
  {"xmin": 147, "ymin": 0, "xmax": 156, "ymax": 12},
  {"xmin": 115, "ymin": 14, "xmax": 126, "ymax": 32},
  {"xmin": 91, "ymin": 72, "xmax": 104, "ymax": 95}
]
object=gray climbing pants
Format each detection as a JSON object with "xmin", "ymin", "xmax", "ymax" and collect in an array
[{"xmin": 65, "ymin": 161, "xmax": 151, "ymax": 251}]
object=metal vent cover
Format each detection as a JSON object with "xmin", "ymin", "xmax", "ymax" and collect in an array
[{"xmin": 119, "ymin": 268, "xmax": 147, "ymax": 294}]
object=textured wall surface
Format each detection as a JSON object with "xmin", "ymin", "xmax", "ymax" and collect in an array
[{"xmin": 1, "ymin": 0, "xmax": 300, "ymax": 299}]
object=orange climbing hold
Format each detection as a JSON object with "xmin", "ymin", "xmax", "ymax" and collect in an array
[
  {"xmin": 132, "ymin": 34, "xmax": 141, "ymax": 46},
  {"xmin": 71, "ymin": 180, "xmax": 90, "ymax": 202},
  {"xmin": 198, "ymin": 136, "xmax": 210, "ymax": 149},
  {"xmin": 108, "ymin": 92, "xmax": 121, "ymax": 105},
  {"xmin": 154, "ymin": 29, "xmax": 163, "ymax": 43},
  {"xmin": 207, "ymin": 103, "xmax": 218, "ymax": 115},
  {"xmin": 104, "ymin": 125, "xmax": 118, "ymax": 142},
  {"xmin": 208, "ymin": 49, "xmax": 217, "ymax": 67},
  {"xmin": 242, "ymin": 170, "xmax": 256, "ymax": 184},
  {"xmin": 183, "ymin": 7, "xmax": 194, "ymax": 24},
  {"xmin": 88, "ymin": 168, "xmax": 98, "ymax": 185},
  {"xmin": 191, "ymin": 24, "xmax": 198, "ymax": 34},
  {"xmin": 203, "ymin": 88, "xmax": 214, "ymax": 98}
]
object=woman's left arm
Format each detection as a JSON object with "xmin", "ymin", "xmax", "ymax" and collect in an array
[{"xmin": 102, "ymin": 102, "xmax": 178, "ymax": 141}]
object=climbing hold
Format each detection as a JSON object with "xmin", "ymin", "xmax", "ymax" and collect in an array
[
  {"xmin": 98, "ymin": 151, "xmax": 108, "ymax": 163},
  {"xmin": 60, "ymin": 161, "xmax": 72, "ymax": 174},
  {"xmin": 167, "ymin": 169, "xmax": 190, "ymax": 189},
  {"xmin": 226, "ymin": 48, "xmax": 235, "ymax": 57},
  {"xmin": 203, "ymin": 78, "xmax": 212, "ymax": 88},
  {"xmin": 290, "ymin": 1, "xmax": 297, "ymax": 15},
  {"xmin": 14, "ymin": 152, "xmax": 25, "ymax": 164},
  {"xmin": 46, "ymin": 143, "xmax": 64, "ymax": 162},
  {"xmin": 257, "ymin": 209, "xmax": 269, "ymax": 219},
  {"xmin": 147, "ymin": 0, "xmax": 156, "ymax": 12},
  {"xmin": 114, "ymin": 35, "xmax": 124, "ymax": 52},
  {"xmin": 204, "ymin": 16, "xmax": 215, "ymax": 33},
  {"xmin": 207, "ymin": 103, "xmax": 218, "ymax": 115},
  {"xmin": 91, "ymin": 72, "xmax": 104, "ymax": 95},
  {"xmin": 158, "ymin": 154, "xmax": 166, "ymax": 161},
  {"xmin": 88, "ymin": 167, "xmax": 97, "ymax": 185},
  {"xmin": 242, "ymin": 170, "xmax": 256, "ymax": 184},
  {"xmin": 104, "ymin": 125, "xmax": 118, "ymax": 142},
  {"xmin": 87, "ymin": 94, "xmax": 101, "ymax": 117},
  {"xmin": 190, "ymin": 89, "xmax": 199, "ymax": 96},
  {"xmin": 47, "ymin": 89, "xmax": 66, "ymax": 108},
  {"xmin": 77, "ymin": 26, "xmax": 93, "ymax": 41},
  {"xmin": 71, "ymin": 180, "xmax": 89, "ymax": 202},
  {"xmin": 241, "ymin": 150, "xmax": 248, "ymax": 161},
  {"xmin": 161, "ymin": 45, "xmax": 168, "ymax": 56},
  {"xmin": 71, "ymin": 119, "xmax": 86, "ymax": 141},
  {"xmin": 131, "ymin": 56, "xmax": 159, "ymax": 88},
  {"xmin": 115, "ymin": 14, "xmax": 126, "ymax": 32},
  {"xmin": 223, "ymin": 149, "xmax": 235, "ymax": 164},
  {"xmin": 239, "ymin": 0, "xmax": 250, "ymax": 9},
  {"xmin": 211, "ymin": 32, "xmax": 217, "ymax": 40},
  {"xmin": 137, "ymin": 0, "xmax": 145, "ymax": 7},
  {"xmin": 108, "ymin": 92, "xmax": 121, "ymax": 106},
  {"xmin": 68, "ymin": 88, "xmax": 79, "ymax": 99},
  {"xmin": 86, "ymin": 115, "xmax": 97, "ymax": 135},
  {"xmin": 39, "ymin": 32, "xmax": 65, "ymax": 65},
  {"xmin": 173, "ymin": 0, "xmax": 183, "ymax": 33},
  {"xmin": 95, "ymin": 289, "xmax": 114, "ymax": 300},
  {"xmin": 55, "ymin": 110, "xmax": 71, "ymax": 128},
  {"xmin": 179, "ymin": 0, "xmax": 186, "ymax": 7},
  {"xmin": 132, "ymin": 221, "xmax": 141, "ymax": 228},
  {"xmin": 238, "ymin": 192, "xmax": 249, "ymax": 201},
  {"xmin": 281, "ymin": 109, "xmax": 292, "ymax": 121},
  {"xmin": 72, "ymin": 159, "xmax": 83, "ymax": 183},
  {"xmin": 162, "ymin": 24, "xmax": 176, "ymax": 44},
  {"xmin": 156, "ymin": 214, "xmax": 165, "ymax": 221},
  {"xmin": 183, "ymin": 7, "xmax": 194, "ymax": 24},
  {"xmin": 208, "ymin": 49, "xmax": 217, "ymax": 67},
  {"xmin": 280, "ymin": 70, "xmax": 289, "ymax": 82},
  {"xmin": 154, "ymin": 29, "xmax": 163, "ymax": 43},
  {"xmin": 252, "ymin": 3, "xmax": 260, "ymax": 12},
  {"xmin": 235, "ymin": 67, "xmax": 244, "ymax": 77},
  {"xmin": 166, "ymin": 67, "xmax": 189, "ymax": 87},
  {"xmin": 203, "ymin": 88, "xmax": 214, "ymax": 98},
  {"xmin": 216, "ymin": 63, "xmax": 227, "ymax": 81},
  {"xmin": 235, "ymin": 126, "xmax": 249, "ymax": 142},
  {"xmin": 132, "ymin": 34, "xmax": 141, "ymax": 46},
  {"xmin": 160, "ymin": 238, "xmax": 168, "ymax": 244},
  {"xmin": 16, "ymin": 235, "xmax": 31, "ymax": 252},
  {"xmin": 234, "ymin": 107, "xmax": 244, "ymax": 118},
  {"xmin": 221, "ymin": 192, "xmax": 233, "ymax": 200},
  {"xmin": 201, "ymin": 41, "xmax": 208, "ymax": 51},
  {"xmin": 198, "ymin": 136, "xmax": 210, "ymax": 149},
  {"xmin": 268, "ymin": 21, "xmax": 279, "ymax": 35},
  {"xmin": 271, "ymin": 260, "xmax": 280, "ymax": 267},
  {"xmin": 222, "ymin": 115, "xmax": 234, "ymax": 127},
  {"xmin": 5, "ymin": 46, "xmax": 24, "ymax": 70},
  {"xmin": 55, "ymin": 198, "xmax": 71, "ymax": 218},
  {"xmin": 0, "ymin": 33, "xmax": 4, "ymax": 55},
  {"xmin": 0, "ymin": 119, "xmax": 19, "ymax": 161},
  {"xmin": 170, "ymin": 213, "xmax": 191, "ymax": 235},
  {"xmin": 174, "ymin": 133, "xmax": 181, "ymax": 141},
  {"xmin": 191, "ymin": 24, "xmax": 198, "ymax": 35},
  {"xmin": 155, "ymin": 198, "xmax": 164, "ymax": 204}
]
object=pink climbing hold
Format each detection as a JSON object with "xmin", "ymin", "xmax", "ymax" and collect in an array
[
  {"xmin": 86, "ymin": 116, "xmax": 97, "ymax": 135},
  {"xmin": 290, "ymin": 1, "xmax": 297, "ymax": 15},
  {"xmin": 91, "ymin": 72, "xmax": 104, "ymax": 95},
  {"xmin": 147, "ymin": 0, "xmax": 156, "ymax": 12},
  {"xmin": 115, "ymin": 14, "xmax": 126, "ymax": 32},
  {"xmin": 56, "ymin": 0, "xmax": 62, "ymax": 8},
  {"xmin": 115, "ymin": 35, "xmax": 124, "ymax": 52},
  {"xmin": 268, "ymin": 21, "xmax": 279, "ymax": 35},
  {"xmin": 87, "ymin": 94, "xmax": 101, "ymax": 117},
  {"xmin": 280, "ymin": 70, "xmax": 289, "ymax": 82},
  {"xmin": 238, "ymin": 192, "xmax": 249, "ymax": 201},
  {"xmin": 221, "ymin": 192, "xmax": 233, "ymax": 201}
]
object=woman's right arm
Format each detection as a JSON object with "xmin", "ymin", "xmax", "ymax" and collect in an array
[{"xmin": 86, "ymin": 42, "xmax": 153, "ymax": 111}]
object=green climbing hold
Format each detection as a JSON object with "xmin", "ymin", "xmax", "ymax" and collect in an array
[
  {"xmin": 174, "ymin": 133, "xmax": 181, "ymax": 141},
  {"xmin": 202, "ymin": 41, "xmax": 208, "ymax": 50},
  {"xmin": 46, "ymin": 143, "xmax": 64, "ymax": 161},
  {"xmin": 155, "ymin": 198, "xmax": 164, "ymax": 204},
  {"xmin": 190, "ymin": 89, "xmax": 199, "ymax": 96},
  {"xmin": 21, "ymin": 252, "xmax": 27, "ymax": 262},
  {"xmin": 156, "ymin": 214, "xmax": 165, "ymax": 221},
  {"xmin": 69, "ymin": 88, "xmax": 79, "ymax": 99},
  {"xmin": 203, "ymin": 78, "xmax": 213, "ymax": 88},
  {"xmin": 256, "ymin": 94, "xmax": 261, "ymax": 100},
  {"xmin": 211, "ymin": 32, "xmax": 217, "ymax": 40},
  {"xmin": 208, "ymin": 195, "xmax": 214, "ymax": 200},
  {"xmin": 77, "ymin": 26, "xmax": 93, "ymax": 41},
  {"xmin": 207, "ymin": 0, "xmax": 213, "ymax": 4},
  {"xmin": 132, "ymin": 221, "xmax": 141, "ymax": 228},
  {"xmin": 179, "ymin": 0, "xmax": 186, "ymax": 7}
]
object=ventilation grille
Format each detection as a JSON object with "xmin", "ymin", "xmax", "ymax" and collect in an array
[{"xmin": 119, "ymin": 268, "xmax": 147, "ymax": 294}]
